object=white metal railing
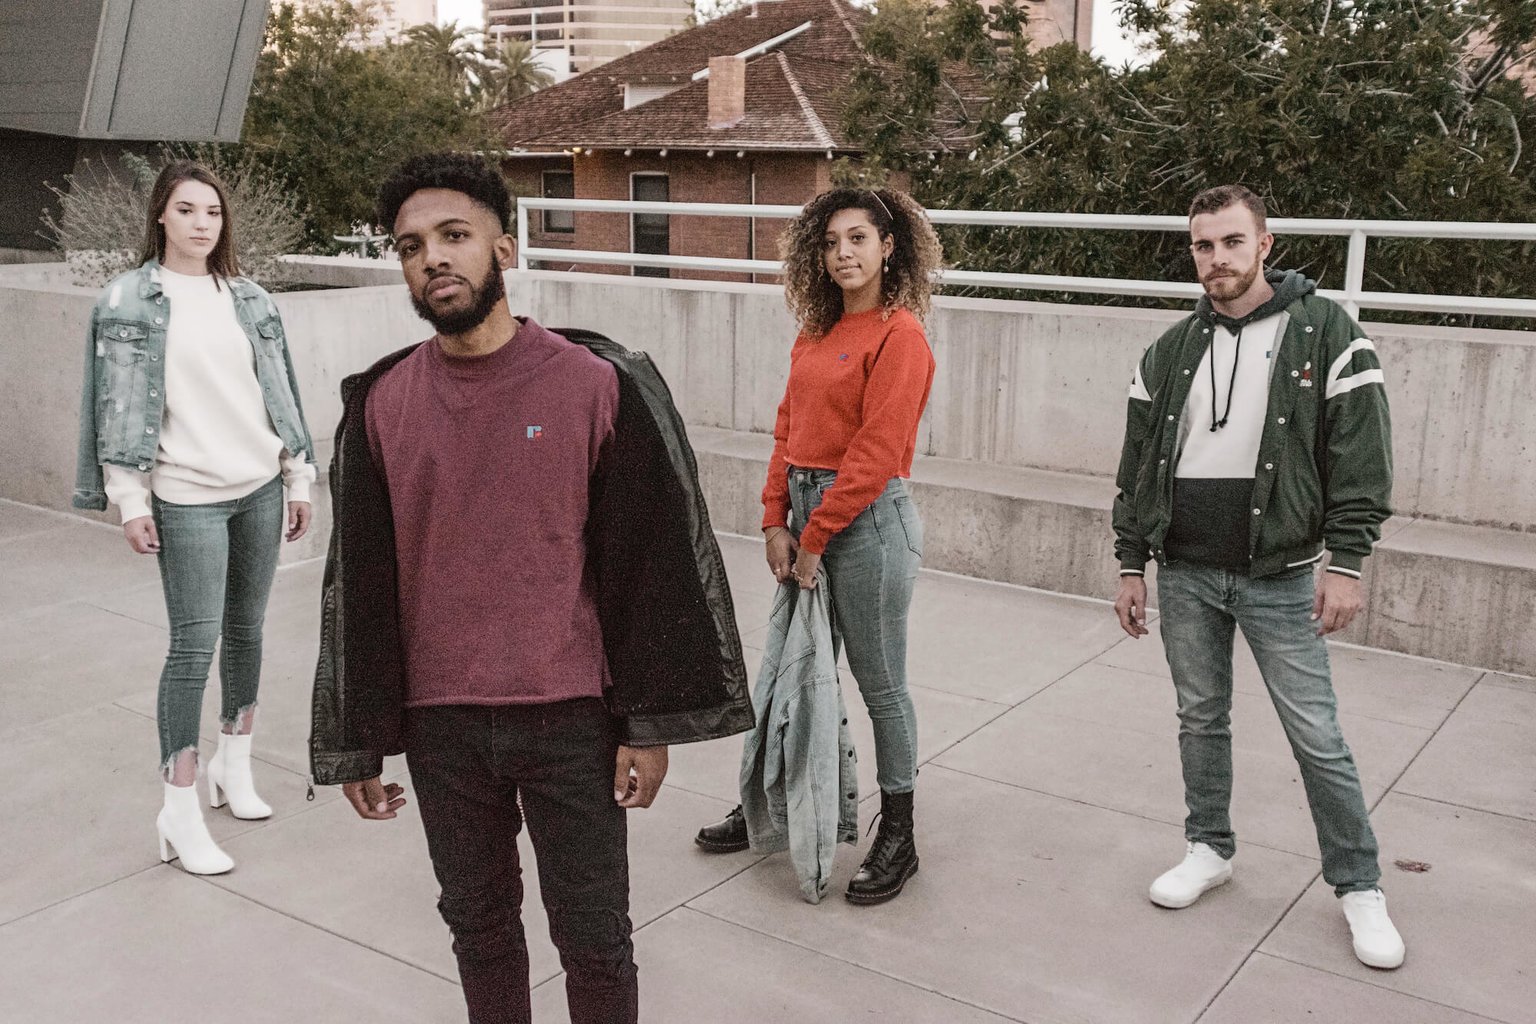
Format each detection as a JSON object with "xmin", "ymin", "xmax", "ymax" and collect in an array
[{"xmin": 515, "ymin": 198, "xmax": 1536, "ymax": 318}]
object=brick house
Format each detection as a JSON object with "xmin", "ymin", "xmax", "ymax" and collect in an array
[{"xmin": 490, "ymin": 0, "xmax": 880, "ymax": 282}]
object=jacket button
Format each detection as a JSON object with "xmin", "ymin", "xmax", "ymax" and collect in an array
[
  {"xmin": 1252, "ymin": 508, "xmax": 1261, "ymax": 515},
  {"xmin": 149, "ymin": 389, "xmax": 158, "ymax": 397},
  {"xmin": 150, "ymin": 354, "xmax": 159, "ymax": 361},
  {"xmin": 1167, "ymin": 414, "xmax": 1175, "ymax": 421},
  {"xmin": 1265, "ymin": 462, "xmax": 1274, "ymax": 470},
  {"xmin": 1278, "ymin": 417, "xmax": 1286, "ymax": 424},
  {"xmin": 154, "ymin": 317, "xmax": 163, "ymax": 325},
  {"xmin": 1305, "ymin": 326, "xmax": 1315, "ymax": 333},
  {"xmin": 846, "ymin": 792, "xmax": 856, "ymax": 800},
  {"xmin": 138, "ymin": 463, "xmax": 149, "ymax": 470},
  {"xmin": 1183, "ymin": 368, "xmax": 1191, "ymax": 375},
  {"xmin": 1203, "ymin": 328, "xmax": 1210, "ymax": 334},
  {"xmin": 1291, "ymin": 370, "xmax": 1299, "ymax": 377},
  {"xmin": 1159, "ymin": 458, "xmax": 1166, "ymax": 465},
  {"xmin": 145, "ymin": 427, "xmax": 155, "ymax": 434}
]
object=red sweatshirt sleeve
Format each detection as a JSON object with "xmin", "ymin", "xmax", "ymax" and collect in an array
[
  {"xmin": 760, "ymin": 379, "xmax": 793, "ymax": 529},
  {"xmin": 799, "ymin": 323, "xmax": 932, "ymax": 554}
]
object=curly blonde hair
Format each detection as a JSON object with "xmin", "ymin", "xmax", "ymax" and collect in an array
[{"xmin": 779, "ymin": 187, "xmax": 943, "ymax": 338}]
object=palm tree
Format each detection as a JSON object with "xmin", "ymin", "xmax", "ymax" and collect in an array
[
  {"xmin": 481, "ymin": 37, "xmax": 555, "ymax": 107},
  {"xmin": 403, "ymin": 20, "xmax": 486, "ymax": 91}
]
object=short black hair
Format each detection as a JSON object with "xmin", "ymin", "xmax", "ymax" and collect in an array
[{"xmin": 376, "ymin": 152, "xmax": 512, "ymax": 234}]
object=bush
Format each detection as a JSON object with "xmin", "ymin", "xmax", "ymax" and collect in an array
[{"xmin": 41, "ymin": 145, "xmax": 309, "ymax": 288}]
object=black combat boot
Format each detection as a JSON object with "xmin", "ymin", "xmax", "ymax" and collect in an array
[
  {"xmin": 845, "ymin": 789, "xmax": 918, "ymax": 904},
  {"xmin": 694, "ymin": 804, "xmax": 749, "ymax": 853}
]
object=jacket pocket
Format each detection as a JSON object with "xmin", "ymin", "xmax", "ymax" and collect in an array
[
  {"xmin": 253, "ymin": 316, "xmax": 304, "ymax": 445},
  {"xmin": 95, "ymin": 323, "xmax": 148, "ymax": 456}
]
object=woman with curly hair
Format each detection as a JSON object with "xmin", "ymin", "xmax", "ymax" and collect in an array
[{"xmin": 696, "ymin": 187, "xmax": 943, "ymax": 904}]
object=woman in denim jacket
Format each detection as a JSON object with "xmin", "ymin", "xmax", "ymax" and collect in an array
[
  {"xmin": 696, "ymin": 189, "xmax": 943, "ymax": 904},
  {"xmin": 72, "ymin": 161, "xmax": 316, "ymax": 874}
]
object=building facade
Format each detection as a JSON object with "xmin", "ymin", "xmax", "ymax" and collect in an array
[{"xmin": 484, "ymin": 0, "xmax": 694, "ymax": 75}]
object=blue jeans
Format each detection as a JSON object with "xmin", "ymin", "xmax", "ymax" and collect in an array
[
  {"xmin": 151, "ymin": 476, "xmax": 283, "ymax": 768},
  {"xmin": 788, "ymin": 468, "xmax": 921, "ymax": 794},
  {"xmin": 1157, "ymin": 562, "xmax": 1381, "ymax": 894}
]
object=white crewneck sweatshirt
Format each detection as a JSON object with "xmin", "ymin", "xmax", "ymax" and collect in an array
[{"xmin": 103, "ymin": 267, "xmax": 314, "ymax": 523}]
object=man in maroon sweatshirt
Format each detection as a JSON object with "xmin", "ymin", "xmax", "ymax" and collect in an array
[{"xmin": 334, "ymin": 153, "xmax": 671, "ymax": 1024}]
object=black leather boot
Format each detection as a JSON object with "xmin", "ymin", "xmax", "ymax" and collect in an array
[
  {"xmin": 694, "ymin": 804, "xmax": 749, "ymax": 853},
  {"xmin": 845, "ymin": 789, "xmax": 918, "ymax": 904}
]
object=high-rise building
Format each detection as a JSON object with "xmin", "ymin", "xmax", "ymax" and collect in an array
[{"xmin": 484, "ymin": 0, "xmax": 693, "ymax": 75}]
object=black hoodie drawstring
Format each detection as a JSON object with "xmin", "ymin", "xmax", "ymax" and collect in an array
[{"xmin": 1210, "ymin": 325, "xmax": 1242, "ymax": 431}]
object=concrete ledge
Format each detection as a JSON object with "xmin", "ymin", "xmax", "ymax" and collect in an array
[{"xmin": 688, "ymin": 426, "xmax": 1536, "ymax": 677}]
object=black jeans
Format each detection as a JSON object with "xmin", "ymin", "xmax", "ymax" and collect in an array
[{"xmin": 406, "ymin": 699, "xmax": 638, "ymax": 1024}]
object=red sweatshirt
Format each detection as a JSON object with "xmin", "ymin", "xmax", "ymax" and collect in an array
[
  {"xmin": 761, "ymin": 307, "xmax": 935, "ymax": 554},
  {"xmin": 366, "ymin": 319, "xmax": 619, "ymax": 706}
]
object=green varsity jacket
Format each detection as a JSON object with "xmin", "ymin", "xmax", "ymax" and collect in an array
[{"xmin": 1112, "ymin": 274, "xmax": 1393, "ymax": 580}]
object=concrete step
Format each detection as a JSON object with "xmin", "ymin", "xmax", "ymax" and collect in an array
[{"xmin": 687, "ymin": 426, "xmax": 1536, "ymax": 678}]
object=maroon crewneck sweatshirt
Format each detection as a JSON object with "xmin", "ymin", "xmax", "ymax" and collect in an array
[{"xmin": 365, "ymin": 318, "xmax": 619, "ymax": 706}]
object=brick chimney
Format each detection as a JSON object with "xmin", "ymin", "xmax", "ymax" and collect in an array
[{"xmin": 707, "ymin": 56, "xmax": 746, "ymax": 130}]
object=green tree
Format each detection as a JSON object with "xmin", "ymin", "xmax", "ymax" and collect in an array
[
  {"xmin": 239, "ymin": 2, "xmax": 497, "ymax": 245},
  {"xmin": 479, "ymin": 37, "xmax": 556, "ymax": 108},
  {"xmin": 845, "ymin": 0, "xmax": 1536, "ymax": 324},
  {"xmin": 403, "ymin": 20, "xmax": 489, "ymax": 95}
]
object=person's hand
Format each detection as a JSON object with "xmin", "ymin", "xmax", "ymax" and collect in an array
[
  {"xmin": 123, "ymin": 516, "xmax": 160, "ymax": 554},
  {"xmin": 1313, "ymin": 571, "xmax": 1363, "ymax": 635},
  {"xmin": 791, "ymin": 546, "xmax": 822, "ymax": 590},
  {"xmin": 764, "ymin": 526, "xmax": 799, "ymax": 583},
  {"xmin": 614, "ymin": 744, "xmax": 668, "ymax": 808},
  {"xmin": 342, "ymin": 777, "xmax": 407, "ymax": 820},
  {"xmin": 286, "ymin": 500, "xmax": 312, "ymax": 542},
  {"xmin": 1114, "ymin": 575, "xmax": 1149, "ymax": 638}
]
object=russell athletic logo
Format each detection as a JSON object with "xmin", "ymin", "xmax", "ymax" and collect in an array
[{"xmin": 526, "ymin": 425, "xmax": 544, "ymax": 439}]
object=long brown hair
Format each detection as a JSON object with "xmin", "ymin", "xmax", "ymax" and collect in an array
[
  {"xmin": 779, "ymin": 187, "xmax": 943, "ymax": 338},
  {"xmin": 140, "ymin": 160, "xmax": 240, "ymax": 281}
]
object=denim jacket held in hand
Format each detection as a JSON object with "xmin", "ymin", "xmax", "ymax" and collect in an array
[
  {"xmin": 72, "ymin": 259, "xmax": 316, "ymax": 511},
  {"xmin": 739, "ymin": 571, "xmax": 860, "ymax": 904}
]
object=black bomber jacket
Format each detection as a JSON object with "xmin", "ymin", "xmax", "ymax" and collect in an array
[{"xmin": 309, "ymin": 327, "xmax": 754, "ymax": 787}]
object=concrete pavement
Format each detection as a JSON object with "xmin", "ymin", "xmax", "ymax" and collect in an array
[{"xmin": 2, "ymin": 496, "xmax": 1531, "ymax": 1024}]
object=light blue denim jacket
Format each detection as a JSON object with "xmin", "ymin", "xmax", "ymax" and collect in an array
[
  {"xmin": 72, "ymin": 259, "xmax": 315, "ymax": 511},
  {"xmin": 739, "ymin": 571, "xmax": 859, "ymax": 904}
]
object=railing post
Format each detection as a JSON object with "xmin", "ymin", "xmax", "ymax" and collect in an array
[
  {"xmin": 1344, "ymin": 228, "xmax": 1367, "ymax": 320},
  {"xmin": 516, "ymin": 201, "xmax": 530, "ymax": 272}
]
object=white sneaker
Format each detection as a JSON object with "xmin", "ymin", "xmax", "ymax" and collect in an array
[
  {"xmin": 1149, "ymin": 841, "xmax": 1233, "ymax": 908},
  {"xmin": 1340, "ymin": 889, "xmax": 1405, "ymax": 969}
]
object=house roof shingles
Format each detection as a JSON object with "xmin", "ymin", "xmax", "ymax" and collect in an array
[{"xmin": 490, "ymin": 0, "xmax": 869, "ymax": 153}]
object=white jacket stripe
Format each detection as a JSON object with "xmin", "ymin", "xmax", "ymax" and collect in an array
[
  {"xmin": 1327, "ymin": 368, "xmax": 1385, "ymax": 399},
  {"xmin": 1326, "ymin": 338, "xmax": 1376, "ymax": 393}
]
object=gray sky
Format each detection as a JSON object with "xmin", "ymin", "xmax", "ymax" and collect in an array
[{"xmin": 438, "ymin": 0, "xmax": 1142, "ymax": 64}]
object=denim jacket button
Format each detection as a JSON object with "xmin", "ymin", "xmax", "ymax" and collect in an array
[
  {"xmin": 149, "ymin": 389, "xmax": 158, "ymax": 398},
  {"xmin": 150, "ymin": 354, "xmax": 159, "ymax": 361},
  {"xmin": 138, "ymin": 464, "xmax": 149, "ymax": 471},
  {"xmin": 154, "ymin": 318, "xmax": 163, "ymax": 325},
  {"xmin": 145, "ymin": 427, "xmax": 155, "ymax": 434}
]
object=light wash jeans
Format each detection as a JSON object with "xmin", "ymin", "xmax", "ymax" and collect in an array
[
  {"xmin": 151, "ymin": 475, "xmax": 283, "ymax": 768},
  {"xmin": 788, "ymin": 468, "xmax": 921, "ymax": 794},
  {"xmin": 1157, "ymin": 562, "xmax": 1381, "ymax": 895}
]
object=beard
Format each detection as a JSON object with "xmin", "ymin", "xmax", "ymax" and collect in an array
[
  {"xmin": 1202, "ymin": 256, "xmax": 1262, "ymax": 302},
  {"xmin": 411, "ymin": 255, "xmax": 506, "ymax": 335}
]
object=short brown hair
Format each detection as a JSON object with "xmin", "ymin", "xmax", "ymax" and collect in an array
[
  {"xmin": 1188, "ymin": 184, "xmax": 1267, "ymax": 234},
  {"xmin": 141, "ymin": 160, "xmax": 240, "ymax": 281}
]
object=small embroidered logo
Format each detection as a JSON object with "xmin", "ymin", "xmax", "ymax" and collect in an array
[
  {"xmin": 839, "ymin": 353, "xmax": 850, "ymax": 362},
  {"xmin": 1299, "ymin": 367, "xmax": 1313, "ymax": 388},
  {"xmin": 526, "ymin": 425, "xmax": 544, "ymax": 439}
]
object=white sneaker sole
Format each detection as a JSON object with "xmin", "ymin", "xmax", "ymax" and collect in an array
[
  {"xmin": 1353, "ymin": 943, "xmax": 1405, "ymax": 970},
  {"xmin": 1149, "ymin": 869, "xmax": 1232, "ymax": 909}
]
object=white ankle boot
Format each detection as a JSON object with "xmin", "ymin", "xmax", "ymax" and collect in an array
[
  {"xmin": 157, "ymin": 782, "xmax": 234, "ymax": 875},
  {"xmin": 1149, "ymin": 841, "xmax": 1233, "ymax": 908},
  {"xmin": 1340, "ymin": 889, "xmax": 1406, "ymax": 969},
  {"xmin": 207, "ymin": 732, "xmax": 272, "ymax": 820}
]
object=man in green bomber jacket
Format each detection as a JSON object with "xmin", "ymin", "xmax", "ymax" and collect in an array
[{"xmin": 1111, "ymin": 185, "xmax": 1405, "ymax": 970}]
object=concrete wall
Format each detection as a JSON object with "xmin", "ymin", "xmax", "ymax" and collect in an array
[
  {"xmin": 4, "ymin": 261, "xmax": 1532, "ymax": 672},
  {"xmin": 7, "ymin": 262, "xmax": 1535, "ymax": 531}
]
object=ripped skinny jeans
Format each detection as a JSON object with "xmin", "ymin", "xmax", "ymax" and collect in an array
[{"xmin": 151, "ymin": 475, "xmax": 283, "ymax": 770}]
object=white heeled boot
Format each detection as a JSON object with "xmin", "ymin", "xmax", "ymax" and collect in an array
[
  {"xmin": 207, "ymin": 732, "xmax": 273, "ymax": 820},
  {"xmin": 157, "ymin": 782, "xmax": 234, "ymax": 875}
]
